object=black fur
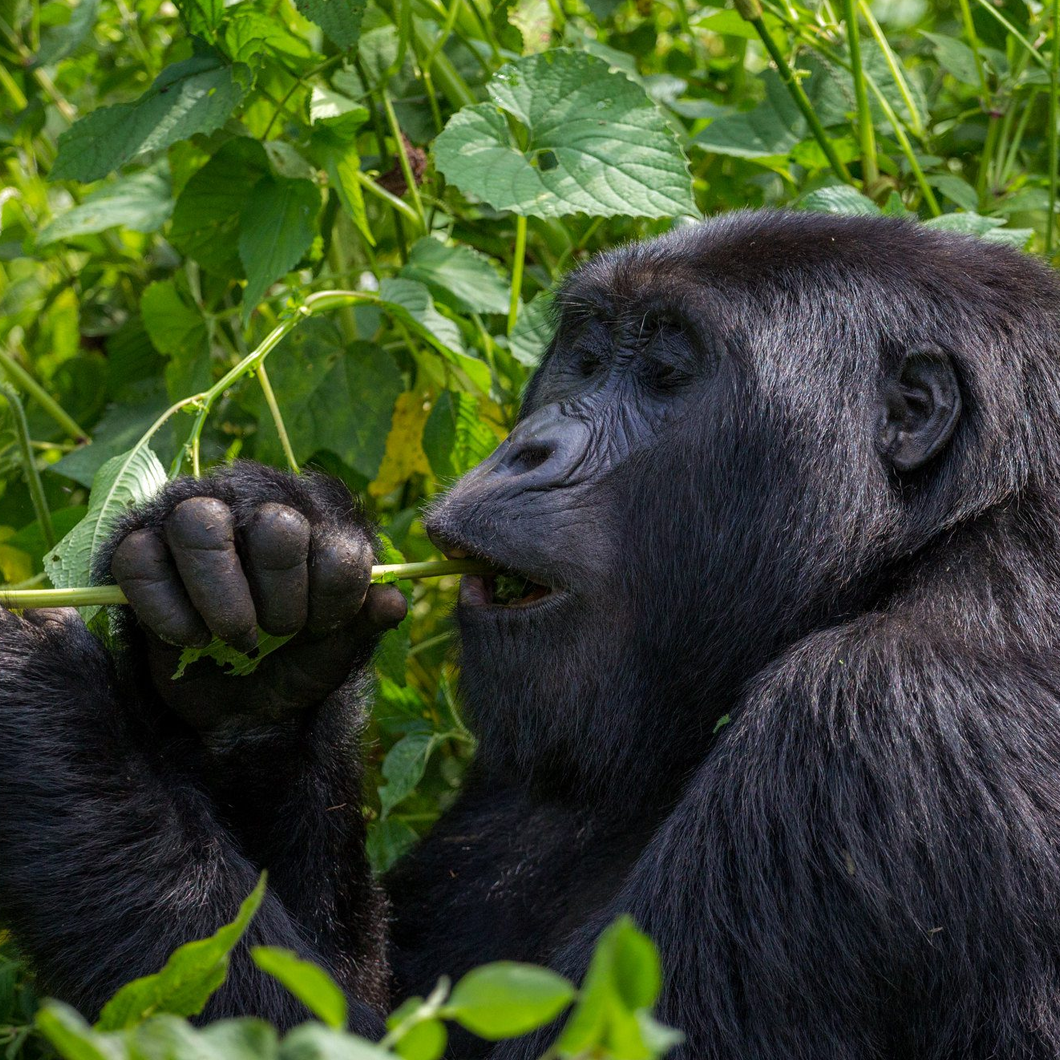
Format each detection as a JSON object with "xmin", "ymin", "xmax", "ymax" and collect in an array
[{"xmin": 6, "ymin": 210, "xmax": 1060, "ymax": 1057}]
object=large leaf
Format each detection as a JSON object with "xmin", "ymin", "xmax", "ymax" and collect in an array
[
  {"xmin": 238, "ymin": 176, "xmax": 321, "ymax": 323},
  {"xmin": 38, "ymin": 168, "xmax": 173, "ymax": 245},
  {"xmin": 169, "ymin": 138, "xmax": 270, "ymax": 274},
  {"xmin": 96, "ymin": 877, "xmax": 266, "ymax": 1030},
  {"xmin": 434, "ymin": 49, "xmax": 695, "ymax": 219},
  {"xmin": 400, "ymin": 239, "xmax": 510, "ymax": 315},
  {"xmin": 34, "ymin": 0, "xmax": 100, "ymax": 68},
  {"xmin": 45, "ymin": 444, "xmax": 166, "ymax": 592},
  {"xmin": 446, "ymin": 963, "xmax": 575, "ymax": 1040},
  {"xmin": 51, "ymin": 49, "xmax": 250, "ymax": 182},
  {"xmin": 249, "ymin": 320, "xmax": 402, "ymax": 479},
  {"xmin": 295, "ymin": 0, "xmax": 366, "ymax": 49}
]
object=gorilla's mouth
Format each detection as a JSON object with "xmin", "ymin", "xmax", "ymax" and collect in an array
[{"xmin": 463, "ymin": 570, "xmax": 554, "ymax": 609}]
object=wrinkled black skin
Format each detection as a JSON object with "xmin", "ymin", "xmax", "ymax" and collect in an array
[{"xmin": 6, "ymin": 210, "xmax": 1060, "ymax": 1058}]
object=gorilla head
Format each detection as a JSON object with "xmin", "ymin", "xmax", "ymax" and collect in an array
[{"xmin": 426, "ymin": 211, "xmax": 1060, "ymax": 801}]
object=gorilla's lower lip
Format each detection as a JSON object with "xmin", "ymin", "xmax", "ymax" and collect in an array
[{"xmin": 460, "ymin": 573, "xmax": 555, "ymax": 610}]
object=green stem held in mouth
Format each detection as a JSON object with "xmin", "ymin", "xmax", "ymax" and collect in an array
[{"xmin": 0, "ymin": 559, "xmax": 493, "ymax": 611}]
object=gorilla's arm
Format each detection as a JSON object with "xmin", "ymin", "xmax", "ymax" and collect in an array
[
  {"xmin": 0, "ymin": 607, "xmax": 383, "ymax": 1032},
  {"xmin": 501, "ymin": 619, "xmax": 1060, "ymax": 1060},
  {"xmin": 0, "ymin": 465, "xmax": 402, "ymax": 1028}
]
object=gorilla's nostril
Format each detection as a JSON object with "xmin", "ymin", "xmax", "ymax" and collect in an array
[{"xmin": 511, "ymin": 444, "xmax": 553, "ymax": 472}]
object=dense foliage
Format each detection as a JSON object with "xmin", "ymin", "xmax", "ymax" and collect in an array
[{"xmin": 2, "ymin": 0, "xmax": 1060, "ymax": 1052}]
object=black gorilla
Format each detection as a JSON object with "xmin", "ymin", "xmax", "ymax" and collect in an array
[{"xmin": 5, "ymin": 209, "xmax": 1060, "ymax": 1058}]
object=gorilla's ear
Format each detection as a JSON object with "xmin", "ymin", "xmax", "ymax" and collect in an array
[{"xmin": 876, "ymin": 351, "xmax": 961, "ymax": 473}]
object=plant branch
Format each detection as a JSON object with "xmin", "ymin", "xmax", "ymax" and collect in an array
[
  {"xmin": 0, "ymin": 383, "xmax": 55, "ymax": 548},
  {"xmin": 0, "ymin": 348, "xmax": 88, "ymax": 441}
]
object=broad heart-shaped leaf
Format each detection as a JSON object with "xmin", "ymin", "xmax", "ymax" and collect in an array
[
  {"xmin": 248, "ymin": 320, "xmax": 402, "ymax": 479},
  {"xmin": 238, "ymin": 176, "xmax": 321, "ymax": 324},
  {"xmin": 251, "ymin": 948, "xmax": 347, "ymax": 1029},
  {"xmin": 45, "ymin": 444, "xmax": 166, "ymax": 593},
  {"xmin": 434, "ymin": 49, "xmax": 695, "ymax": 219},
  {"xmin": 170, "ymin": 138, "xmax": 270, "ymax": 275},
  {"xmin": 446, "ymin": 963, "xmax": 575, "ymax": 1040},
  {"xmin": 422, "ymin": 391, "xmax": 499, "ymax": 482},
  {"xmin": 51, "ymin": 49, "xmax": 250, "ymax": 183},
  {"xmin": 96, "ymin": 877, "xmax": 266, "ymax": 1031},
  {"xmin": 400, "ymin": 238, "xmax": 510, "ymax": 315},
  {"xmin": 38, "ymin": 167, "xmax": 173, "ymax": 245},
  {"xmin": 296, "ymin": 0, "xmax": 366, "ymax": 48},
  {"xmin": 556, "ymin": 916, "xmax": 682, "ymax": 1060}
]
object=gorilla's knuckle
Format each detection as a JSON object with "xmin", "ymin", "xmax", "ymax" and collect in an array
[
  {"xmin": 246, "ymin": 504, "xmax": 311, "ymax": 570},
  {"xmin": 165, "ymin": 497, "xmax": 236, "ymax": 551}
]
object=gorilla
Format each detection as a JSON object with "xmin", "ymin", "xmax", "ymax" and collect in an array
[{"xmin": 4, "ymin": 209, "xmax": 1060, "ymax": 1059}]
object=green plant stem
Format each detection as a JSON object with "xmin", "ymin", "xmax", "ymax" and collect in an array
[
  {"xmin": 355, "ymin": 168, "xmax": 422, "ymax": 226},
  {"xmin": 1049, "ymin": 0, "xmax": 1059, "ymax": 252},
  {"xmin": 956, "ymin": 0, "xmax": 991, "ymax": 99},
  {"xmin": 745, "ymin": 15, "xmax": 853, "ymax": 183},
  {"xmin": 857, "ymin": 0, "xmax": 923, "ymax": 137},
  {"xmin": 0, "ymin": 560, "xmax": 493, "ymax": 610},
  {"xmin": 0, "ymin": 349, "xmax": 88, "ymax": 440},
  {"xmin": 842, "ymin": 0, "xmax": 878, "ymax": 189},
  {"xmin": 0, "ymin": 384, "xmax": 55, "ymax": 549},
  {"xmin": 508, "ymin": 214, "xmax": 528, "ymax": 335},
  {"xmin": 381, "ymin": 90, "xmax": 428, "ymax": 233},
  {"xmin": 254, "ymin": 364, "xmax": 299, "ymax": 474}
]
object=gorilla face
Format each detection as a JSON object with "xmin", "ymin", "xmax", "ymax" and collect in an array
[{"xmin": 425, "ymin": 212, "xmax": 979, "ymax": 797}]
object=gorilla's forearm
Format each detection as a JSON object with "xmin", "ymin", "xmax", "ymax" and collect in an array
[{"xmin": 0, "ymin": 607, "xmax": 385, "ymax": 1033}]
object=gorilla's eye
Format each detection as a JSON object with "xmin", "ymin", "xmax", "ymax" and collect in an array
[
  {"xmin": 577, "ymin": 348, "xmax": 604, "ymax": 377},
  {"xmin": 645, "ymin": 359, "xmax": 690, "ymax": 391}
]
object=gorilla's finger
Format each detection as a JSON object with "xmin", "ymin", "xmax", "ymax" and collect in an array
[
  {"xmin": 164, "ymin": 498, "xmax": 257, "ymax": 653},
  {"xmin": 243, "ymin": 503, "xmax": 311, "ymax": 637},
  {"xmin": 305, "ymin": 529, "xmax": 373, "ymax": 637},
  {"xmin": 112, "ymin": 529, "xmax": 211, "ymax": 648},
  {"xmin": 359, "ymin": 584, "xmax": 408, "ymax": 631}
]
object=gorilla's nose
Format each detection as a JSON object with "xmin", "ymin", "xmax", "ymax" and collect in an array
[{"xmin": 491, "ymin": 403, "xmax": 589, "ymax": 485}]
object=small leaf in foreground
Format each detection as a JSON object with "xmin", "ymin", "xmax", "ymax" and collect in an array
[
  {"xmin": 95, "ymin": 876, "xmax": 266, "ymax": 1030},
  {"xmin": 446, "ymin": 962, "xmax": 575, "ymax": 1040},
  {"xmin": 252, "ymin": 947, "xmax": 347, "ymax": 1029}
]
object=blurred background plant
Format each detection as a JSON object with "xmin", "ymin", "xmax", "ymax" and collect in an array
[{"xmin": 0, "ymin": 0, "xmax": 1056, "ymax": 1051}]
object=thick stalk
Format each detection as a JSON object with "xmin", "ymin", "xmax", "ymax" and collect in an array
[
  {"xmin": 0, "ymin": 560, "xmax": 494, "ymax": 610},
  {"xmin": 508, "ymin": 214, "xmax": 529, "ymax": 335},
  {"xmin": 0, "ymin": 349, "xmax": 88, "ymax": 440},
  {"xmin": 0, "ymin": 384, "xmax": 55, "ymax": 549},
  {"xmin": 842, "ymin": 0, "xmax": 879, "ymax": 189}
]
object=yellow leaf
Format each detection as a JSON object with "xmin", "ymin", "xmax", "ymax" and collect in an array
[
  {"xmin": 369, "ymin": 392, "xmax": 433, "ymax": 498},
  {"xmin": 0, "ymin": 527, "xmax": 32, "ymax": 585}
]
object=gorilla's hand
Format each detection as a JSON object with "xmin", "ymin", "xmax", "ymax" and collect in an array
[{"xmin": 105, "ymin": 462, "xmax": 406, "ymax": 734}]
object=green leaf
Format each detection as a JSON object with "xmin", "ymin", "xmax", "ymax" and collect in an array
[
  {"xmin": 365, "ymin": 817, "xmax": 419, "ymax": 874},
  {"xmin": 175, "ymin": 0, "xmax": 225, "ymax": 38},
  {"xmin": 377, "ymin": 278, "xmax": 466, "ymax": 356},
  {"xmin": 799, "ymin": 185, "xmax": 882, "ymax": 216},
  {"xmin": 400, "ymin": 239, "xmax": 510, "ymax": 315},
  {"xmin": 446, "ymin": 963, "xmax": 575, "ymax": 1040},
  {"xmin": 422, "ymin": 391, "xmax": 499, "ymax": 481},
  {"xmin": 35, "ymin": 0, "xmax": 100, "ymax": 67},
  {"xmin": 921, "ymin": 31, "xmax": 986, "ymax": 85},
  {"xmin": 248, "ymin": 322, "xmax": 403, "ymax": 479},
  {"xmin": 378, "ymin": 733, "xmax": 434, "ymax": 817},
  {"xmin": 169, "ymin": 138, "xmax": 270, "ymax": 275},
  {"xmin": 557, "ymin": 917, "xmax": 681, "ymax": 1060},
  {"xmin": 295, "ymin": 0, "xmax": 366, "ymax": 49},
  {"xmin": 393, "ymin": 1018, "xmax": 446, "ymax": 1060},
  {"xmin": 280, "ymin": 1023, "xmax": 391, "ymax": 1060},
  {"xmin": 172, "ymin": 631, "xmax": 295, "ymax": 679},
  {"xmin": 929, "ymin": 175, "xmax": 980, "ymax": 212},
  {"xmin": 434, "ymin": 49, "xmax": 695, "ymax": 219},
  {"xmin": 140, "ymin": 279, "xmax": 212, "ymax": 401},
  {"xmin": 508, "ymin": 291, "xmax": 554, "ymax": 367},
  {"xmin": 38, "ymin": 167, "xmax": 173, "ymax": 245},
  {"xmin": 44, "ymin": 444, "xmax": 166, "ymax": 595},
  {"xmin": 132, "ymin": 1016, "xmax": 279, "ymax": 1060},
  {"xmin": 96, "ymin": 876, "xmax": 266, "ymax": 1030},
  {"xmin": 251, "ymin": 948, "xmax": 347, "ymax": 1029},
  {"xmin": 51, "ymin": 50, "xmax": 250, "ymax": 183},
  {"xmin": 36, "ymin": 1003, "xmax": 128, "ymax": 1060},
  {"xmin": 238, "ymin": 176, "xmax": 321, "ymax": 323}
]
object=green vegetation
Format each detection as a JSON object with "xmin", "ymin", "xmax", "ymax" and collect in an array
[{"xmin": 2, "ymin": 0, "xmax": 1060, "ymax": 1051}]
